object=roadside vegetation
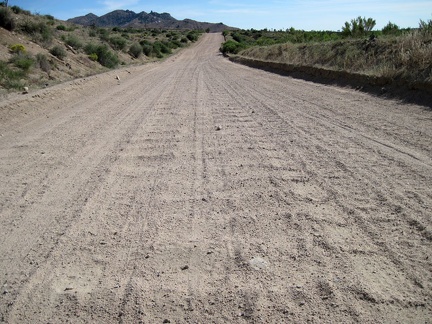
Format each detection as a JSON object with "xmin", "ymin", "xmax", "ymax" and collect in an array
[
  {"xmin": 0, "ymin": 3, "xmax": 203, "ymax": 92},
  {"xmin": 221, "ymin": 16, "xmax": 432, "ymax": 84}
]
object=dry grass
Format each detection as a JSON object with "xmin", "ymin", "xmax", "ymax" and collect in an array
[{"xmin": 239, "ymin": 30, "xmax": 432, "ymax": 83}]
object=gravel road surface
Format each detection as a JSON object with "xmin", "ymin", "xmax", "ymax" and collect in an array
[{"xmin": 1, "ymin": 33, "xmax": 431, "ymax": 323}]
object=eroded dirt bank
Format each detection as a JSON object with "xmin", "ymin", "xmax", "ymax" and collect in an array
[{"xmin": 1, "ymin": 33, "xmax": 431, "ymax": 323}]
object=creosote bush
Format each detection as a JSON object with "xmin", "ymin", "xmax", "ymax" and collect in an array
[
  {"xmin": 84, "ymin": 43, "xmax": 119, "ymax": 68},
  {"xmin": 129, "ymin": 43, "xmax": 142, "ymax": 58},
  {"xmin": 50, "ymin": 45, "xmax": 66, "ymax": 59}
]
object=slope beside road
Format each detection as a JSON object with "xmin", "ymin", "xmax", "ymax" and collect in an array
[{"xmin": 0, "ymin": 33, "xmax": 431, "ymax": 323}]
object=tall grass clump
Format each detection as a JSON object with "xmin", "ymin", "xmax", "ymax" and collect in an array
[{"xmin": 0, "ymin": 61, "xmax": 26, "ymax": 89}]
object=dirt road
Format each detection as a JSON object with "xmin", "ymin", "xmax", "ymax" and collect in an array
[{"xmin": 1, "ymin": 33, "xmax": 431, "ymax": 323}]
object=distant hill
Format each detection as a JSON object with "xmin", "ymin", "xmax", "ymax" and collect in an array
[{"xmin": 68, "ymin": 10, "xmax": 236, "ymax": 32}]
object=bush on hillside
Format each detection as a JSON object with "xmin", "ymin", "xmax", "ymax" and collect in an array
[
  {"xmin": 220, "ymin": 40, "xmax": 246, "ymax": 54},
  {"xmin": 36, "ymin": 53, "xmax": 51, "ymax": 74},
  {"xmin": 50, "ymin": 45, "xmax": 66, "ymax": 59},
  {"xmin": 64, "ymin": 35, "xmax": 83, "ymax": 50},
  {"xmin": 0, "ymin": 7, "xmax": 16, "ymax": 31},
  {"xmin": 109, "ymin": 36, "xmax": 127, "ymax": 50},
  {"xmin": 10, "ymin": 53, "xmax": 34, "ymax": 72},
  {"xmin": 0, "ymin": 60, "xmax": 26, "ymax": 89},
  {"xmin": 84, "ymin": 43, "xmax": 119, "ymax": 68},
  {"xmin": 129, "ymin": 43, "xmax": 142, "ymax": 58},
  {"xmin": 10, "ymin": 5, "xmax": 31, "ymax": 15}
]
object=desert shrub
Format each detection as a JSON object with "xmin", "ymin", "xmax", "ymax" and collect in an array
[
  {"xmin": 220, "ymin": 40, "xmax": 245, "ymax": 54},
  {"xmin": 64, "ymin": 35, "xmax": 83, "ymax": 50},
  {"xmin": 158, "ymin": 41, "xmax": 171, "ymax": 54},
  {"xmin": 56, "ymin": 25, "xmax": 67, "ymax": 31},
  {"xmin": 36, "ymin": 53, "xmax": 51, "ymax": 74},
  {"xmin": 9, "ymin": 44, "xmax": 26, "ymax": 54},
  {"xmin": 0, "ymin": 60, "xmax": 26, "ymax": 89},
  {"xmin": 20, "ymin": 19, "xmax": 53, "ymax": 44},
  {"xmin": 50, "ymin": 45, "xmax": 66, "ymax": 59},
  {"xmin": 98, "ymin": 28, "xmax": 110, "ymax": 41},
  {"xmin": 45, "ymin": 14, "xmax": 55, "ymax": 20},
  {"xmin": 142, "ymin": 43, "xmax": 153, "ymax": 56},
  {"xmin": 186, "ymin": 31, "xmax": 199, "ymax": 42},
  {"xmin": 181, "ymin": 37, "xmax": 188, "ymax": 43},
  {"xmin": 84, "ymin": 43, "xmax": 118, "ymax": 68},
  {"xmin": 95, "ymin": 45, "xmax": 119, "ymax": 68},
  {"xmin": 10, "ymin": 5, "xmax": 30, "ymax": 15},
  {"xmin": 88, "ymin": 29, "xmax": 97, "ymax": 37},
  {"xmin": 342, "ymin": 16, "xmax": 376, "ymax": 38},
  {"xmin": 419, "ymin": 17, "xmax": 432, "ymax": 32},
  {"xmin": 129, "ymin": 43, "xmax": 142, "ymax": 58},
  {"xmin": 152, "ymin": 42, "xmax": 165, "ymax": 57},
  {"xmin": 382, "ymin": 22, "xmax": 401, "ymax": 35},
  {"xmin": 84, "ymin": 43, "xmax": 98, "ymax": 55},
  {"xmin": 109, "ymin": 36, "xmax": 127, "ymax": 50},
  {"xmin": 0, "ymin": 7, "xmax": 16, "ymax": 31},
  {"xmin": 10, "ymin": 53, "xmax": 34, "ymax": 72},
  {"xmin": 169, "ymin": 40, "xmax": 182, "ymax": 49}
]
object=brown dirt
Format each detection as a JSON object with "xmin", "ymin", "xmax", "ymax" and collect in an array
[{"xmin": 0, "ymin": 33, "xmax": 431, "ymax": 323}]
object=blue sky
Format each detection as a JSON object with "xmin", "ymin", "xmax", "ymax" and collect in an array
[{"xmin": 8, "ymin": 0, "xmax": 432, "ymax": 31}]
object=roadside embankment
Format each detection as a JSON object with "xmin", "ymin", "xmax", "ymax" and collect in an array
[{"xmin": 229, "ymin": 54, "xmax": 432, "ymax": 107}]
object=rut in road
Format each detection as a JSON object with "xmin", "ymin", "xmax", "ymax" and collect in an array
[{"xmin": 0, "ymin": 33, "xmax": 431, "ymax": 323}]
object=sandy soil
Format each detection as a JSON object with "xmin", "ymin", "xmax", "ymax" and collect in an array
[{"xmin": 0, "ymin": 33, "xmax": 431, "ymax": 323}]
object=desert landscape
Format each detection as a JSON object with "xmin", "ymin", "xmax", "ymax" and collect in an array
[{"xmin": 0, "ymin": 32, "xmax": 431, "ymax": 323}]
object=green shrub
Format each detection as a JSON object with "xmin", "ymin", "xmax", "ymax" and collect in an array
[
  {"xmin": 382, "ymin": 22, "xmax": 401, "ymax": 35},
  {"xmin": 9, "ymin": 44, "xmax": 26, "ymax": 54},
  {"xmin": 129, "ymin": 43, "xmax": 142, "ymax": 58},
  {"xmin": 56, "ymin": 25, "xmax": 67, "ymax": 31},
  {"xmin": 10, "ymin": 53, "xmax": 34, "ymax": 72},
  {"xmin": 84, "ymin": 43, "xmax": 118, "ymax": 68},
  {"xmin": 142, "ymin": 44, "xmax": 153, "ymax": 56},
  {"xmin": 220, "ymin": 40, "xmax": 245, "ymax": 54},
  {"xmin": 419, "ymin": 17, "xmax": 432, "ymax": 32},
  {"xmin": 95, "ymin": 45, "xmax": 119, "ymax": 68},
  {"xmin": 187, "ymin": 31, "xmax": 199, "ymax": 42},
  {"xmin": 157, "ymin": 41, "xmax": 171, "ymax": 54},
  {"xmin": 109, "ymin": 36, "xmax": 127, "ymax": 50},
  {"xmin": 50, "ymin": 45, "xmax": 66, "ymax": 59},
  {"xmin": 0, "ymin": 61, "xmax": 26, "ymax": 89},
  {"xmin": 98, "ymin": 28, "xmax": 110, "ymax": 41},
  {"xmin": 0, "ymin": 7, "xmax": 16, "ymax": 31},
  {"xmin": 20, "ymin": 20, "xmax": 53, "ymax": 44},
  {"xmin": 65, "ymin": 35, "xmax": 83, "ymax": 50},
  {"xmin": 10, "ymin": 5, "xmax": 30, "ymax": 15},
  {"xmin": 88, "ymin": 30, "xmax": 97, "ymax": 37},
  {"xmin": 342, "ymin": 16, "xmax": 376, "ymax": 38}
]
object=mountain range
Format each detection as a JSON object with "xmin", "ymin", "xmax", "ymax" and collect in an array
[{"xmin": 67, "ymin": 10, "xmax": 235, "ymax": 32}]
